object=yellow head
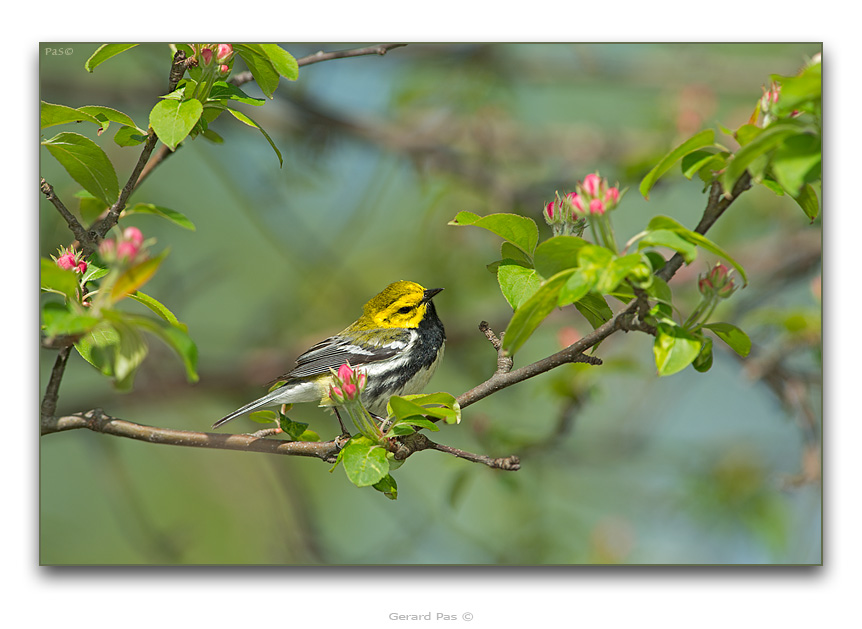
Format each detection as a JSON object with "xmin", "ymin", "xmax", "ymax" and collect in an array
[{"xmin": 357, "ymin": 281, "xmax": 443, "ymax": 329}]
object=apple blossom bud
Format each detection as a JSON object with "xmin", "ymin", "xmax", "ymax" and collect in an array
[
  {"xmin": 219, "ymin": 64, "xmax": 230, "ymax": 75},
  {"xmin": 123, "ymin": 226, "xmax": 144, "ymax": 246},
  {"xmin": 117, "ymin": 240, "xmax": 140, "ymax": 261},
  {"xmin": 582, "ymin": 173, "xmax": 602, "ymax": 197},
  {"xmin": 200, "ymin": 48, "xmax": 213, "ymax": 65},
  {"xmin": 216, "ymin": 44, "xmax": 233, "ymax": 62},
  {"xmin": 77, "ymin": 261, "xmax": 87, "ymax": 274},
  {"xmin": 605, "ymin": 187, "xmax": 620, "ymax": 206},
  {"xmin": 545, "ymin": 201, "xmax": 555, "ymax": 222},
  {"xmin": 567, "ymin": 192, "xmax": 585, "ymax": 216},
  {"xmin": 589, "ymin": 199, "xmax": 605, "ymax": 215},
  {"xmin": 56, "ymin": 252, "xmax": 76, "ymax": 270}
]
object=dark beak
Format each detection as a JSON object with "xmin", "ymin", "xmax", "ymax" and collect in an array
[{"xmin": 423, "ymin": 287, "xmax": 443, "ymax": 302}]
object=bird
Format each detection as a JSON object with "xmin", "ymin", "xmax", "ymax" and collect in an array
[{"xmin": 212, "ymin": 280, "xmax": 446, "ymax": 430}]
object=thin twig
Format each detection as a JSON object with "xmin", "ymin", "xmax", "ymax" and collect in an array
[
  {"xmin": 392, "ymin": 432, "xmax": 520, "ymax": 471},
  {"xmin": 230, "ymin": 43, "xmax": 407, "ymax": 87},
  {"xmin": 91, "ymin": 50, "xmax": 189, "ymax": 239},
  {"xmin": 40, "ymin": 178, "xmax": 92, "ymax": 251},
  {"xmin": 40, "ymin": 345, "xmax": 72, "ymax": 422}
]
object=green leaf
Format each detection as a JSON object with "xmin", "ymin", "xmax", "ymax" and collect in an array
[
  {"xmin": 640, "ymin": 129, "xmax": 715, "ymax": 199},
  {"xmin": 372, "ymin": 474, "xmax": 398, "ymax": 500},
  {"xmin": 42, "ymin": 132, "xmax": 119, "ymax": 206},
  {"xmin": 233, "ymin": 44, "xmax": 281, "ymax": 98},
  {"xmin": 85, "ymin": 44, "xmax": 138, "ymax": 72},
  {"xmin": 116, "ymin": 312, "xmax": 199, "ymax": 383},
  {"xmin": 73, "ymin": 189, "xmax": 109, "ymax": 225},
  {"xmin": 249, "ymin": 410, "xmax": 279, "ymax": 424},
  {"xmin": 40, "ymin": 258, "xmax": 79, "ymax": 301},
  {"xmin": 387, "ymin": 394, "xmax": 456, "ymax": 426},
  {"xmin": 497, "ymin": 261, "xmax": 542, "ymax": 310},
  {"xmin": 502, "ymin": 270, "xmax": 573, "ymax": 355},
  {"xmin": 75, "ymin": 322, "xmax": 121, "ymax": 378},
  {"xmin": 149, "ymin": 99, "xmax": 203, "ymax": 150},
  {"xmin": 646, "ymin": 216, "xmax": 748, "ymax": 286},
  {"xmin": 77, "ymin": 105, "xmax": 142, "ymax": 134},
  {"xmin": 772, "ymin": 62, "xmax": 821, "ymax": 117},
  {"xmin": 110, "ymin": 250, "xmax": 168, "ymax": 300},
  {"xmin": 722, "ymin": 121, "xmax": 802, "ymax": 192},
  {"xmin": 114, "ymin": 125, "xmax": 149, "ymax": 147},
  {"xmin": 259, "ymin": 44, "xmax": 299, "ymax": 80},
  {"xmin": 692, "ymin": 335, "xmax": 714, "ymax": 373},
  {"xmin": 770, "ymin": 133, "xmax": 821, "ymax": 197},
  {"xmin": 125, "ymin": 202, "xmax": 196, "ymax": 231},
  {"xmin": 574, "ymin": 293, "xmax": 613, "ymax": 329},
  {"xmin": 280, "ymin": 417, "xmax": 311, "ymax": 440},
  {"xmin": 792, "ymin": 183, "xmax": 820, "ymax": 221},
  {"xmin": 225, "ymin": 107, "xmax": 283, "ymax": 167},
  {"xmin": 501, "ymin": 241, "xmax": 533, "ymax": 266},
  {"xmin": 534, "ymin": 236, "xmax": 590, "ymax": 278},
  {"xmin": 209, "ymin": 81, "xmax": 265, "ymax": 106},
  {"xmin": 341, "ymin": 439, "xmax": 389, "ymax": 487},
  {"xmin": 127, "ymin": 290, "xmax": 186, "ymax": 330},
  {"xmin": 637, "ymin": 229, "xmax": 698, "ymax": 264},
  {"xmin": 81, "ymin": 261, "xmax": 109, "ymax": 283},
  {"xmin": 681, "ymin": 150, "xmax": 727, "ymax": 181},
  {"xmin": 40, "ymin": 101, "xmax": 102, "ymax": 129},
  {"xmin": 653, "ymin": 323, "xmax": 702, "ymax": 376},
  {"xmin": 41, "ymin": 302, "xmax": 99, "ymax": 337},
  {"xmin": 702, "ymin": 322, "xmax": 751, "ymax": 357},
  {"xmin": 448, "ymin": 211, "xmax": 539, "ymax": 256},
  {"xmin": 596, "ymin": 253, "xmax": 645, "ymax": 294},
  {"xmin": 558, "ymin": 269, "xmax": 594, "ymax": 307}
]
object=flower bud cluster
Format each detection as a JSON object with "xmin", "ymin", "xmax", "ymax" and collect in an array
[
  {"xmin": 698, "ymin": 263, "xmax": 737, "ymax": 300},
  {"xmin": 196, "ymin": 44, "xmax": 234, "ymax": 76},
  {"xmin": 100, "ymin": 226, "xmax": 148, "ymax": 265},
  {"xmin": 573, "ymin": 173, "xmax": 622, "ymax": 217},
  {"xmin": 329, "ymin": 362, "xmax": 368, "ymax": 404},
  {"xmin": 53, "ymin": 246, "xmax": 87, "ymax": 274}
]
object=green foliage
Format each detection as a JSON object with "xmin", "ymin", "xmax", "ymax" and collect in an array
[
  {"xmin": 149, "ymin": 99, "xmax": 204, "ymax": 151},
  {"xmin": 42, "ymin": 132, "xmax": 119, "ymax": 206},
  {"xmin": 84, "ymin": 44, "xmax": 138, "ymax": 72},
  {"xmin": 640, "ymin": 129, "xmax": 716, "ymax": 199}
]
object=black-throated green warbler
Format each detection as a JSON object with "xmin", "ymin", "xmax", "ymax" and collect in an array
[{"xmin": 213, "ymin": 280, "xmax": 446, "ymax": 429}]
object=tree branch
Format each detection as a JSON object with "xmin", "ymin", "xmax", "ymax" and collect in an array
[
  {"xmin": 456, "ymin": 172, "xmax": 753, "ymax": 411},
  {"xmin": 391, "ymin": 432, "xmax": 520, "ymax": 471},
  {"xmin": 41, "ymin": 409, "xmax": 345, "ymax": 462}
]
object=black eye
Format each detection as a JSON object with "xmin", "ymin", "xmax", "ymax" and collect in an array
[{"xmin": 398, "ymin": 306, "xmax": 413, "ymax": 314}]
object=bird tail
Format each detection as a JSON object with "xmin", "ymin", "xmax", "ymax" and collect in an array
[{"xmin": 212, "ymin": 385, "xmax": 290, "ymax": 429}]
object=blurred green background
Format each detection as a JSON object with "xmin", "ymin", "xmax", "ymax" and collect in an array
[{"xmin": 39, "ymin": 43, "xmax": 821, "ymax": 565}]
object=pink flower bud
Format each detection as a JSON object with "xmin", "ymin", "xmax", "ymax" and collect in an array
[
  {"xmin": 123, "ymin": 226, "xmax": 144, "ymax": 246},
  {"xmin": 117, "ymin": 240, "xmax": 140, "ymax": 261},
  {"xmin": 698, "ymin": 276, "xmax": 713, "ymax": 297},
  {"xmin": 200, "ymin": 48, "xmax": 213, "ymax": 65},
  {"xmin": 56, "ymin": 253, "xmax": 76, "ymax": 270},
  {"xmin": 219, "ymin": 64, "xmax": 230, "ymax": 75},
  {"xmin": 605, "ymin": 187, "xmax": 620, "ymax": 206},
  {"xmin": 216, "ymin": 44, "xmax": 233, "ymax": 62},
  {"xmin": 77, "ymin": 261, "xmax": 88, "ymax": 274},
  {"xmin": 582, "ymin": 173, "xmax": 602, "ymax": 197},
  {"xmin": 545, "ymin": 201, "xmax": 555, "ymax": 221},
  {"xmin": 342, "ymin": 383, "xmax": 358, "ymax": 400},
  {"xmin": 330, "ymin": 385, "xmax": 344, "ymax": 403},
  {"xmin": 337, "ymin": 363, "xmax": 354, "ymax": 382},
  {"xmin": 589, "ymin": 199, "xmax": 605, "ymax": 215},
  {"xmin": 707, "ymin": 263, "xmax": 729, "ymax": 287}
]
